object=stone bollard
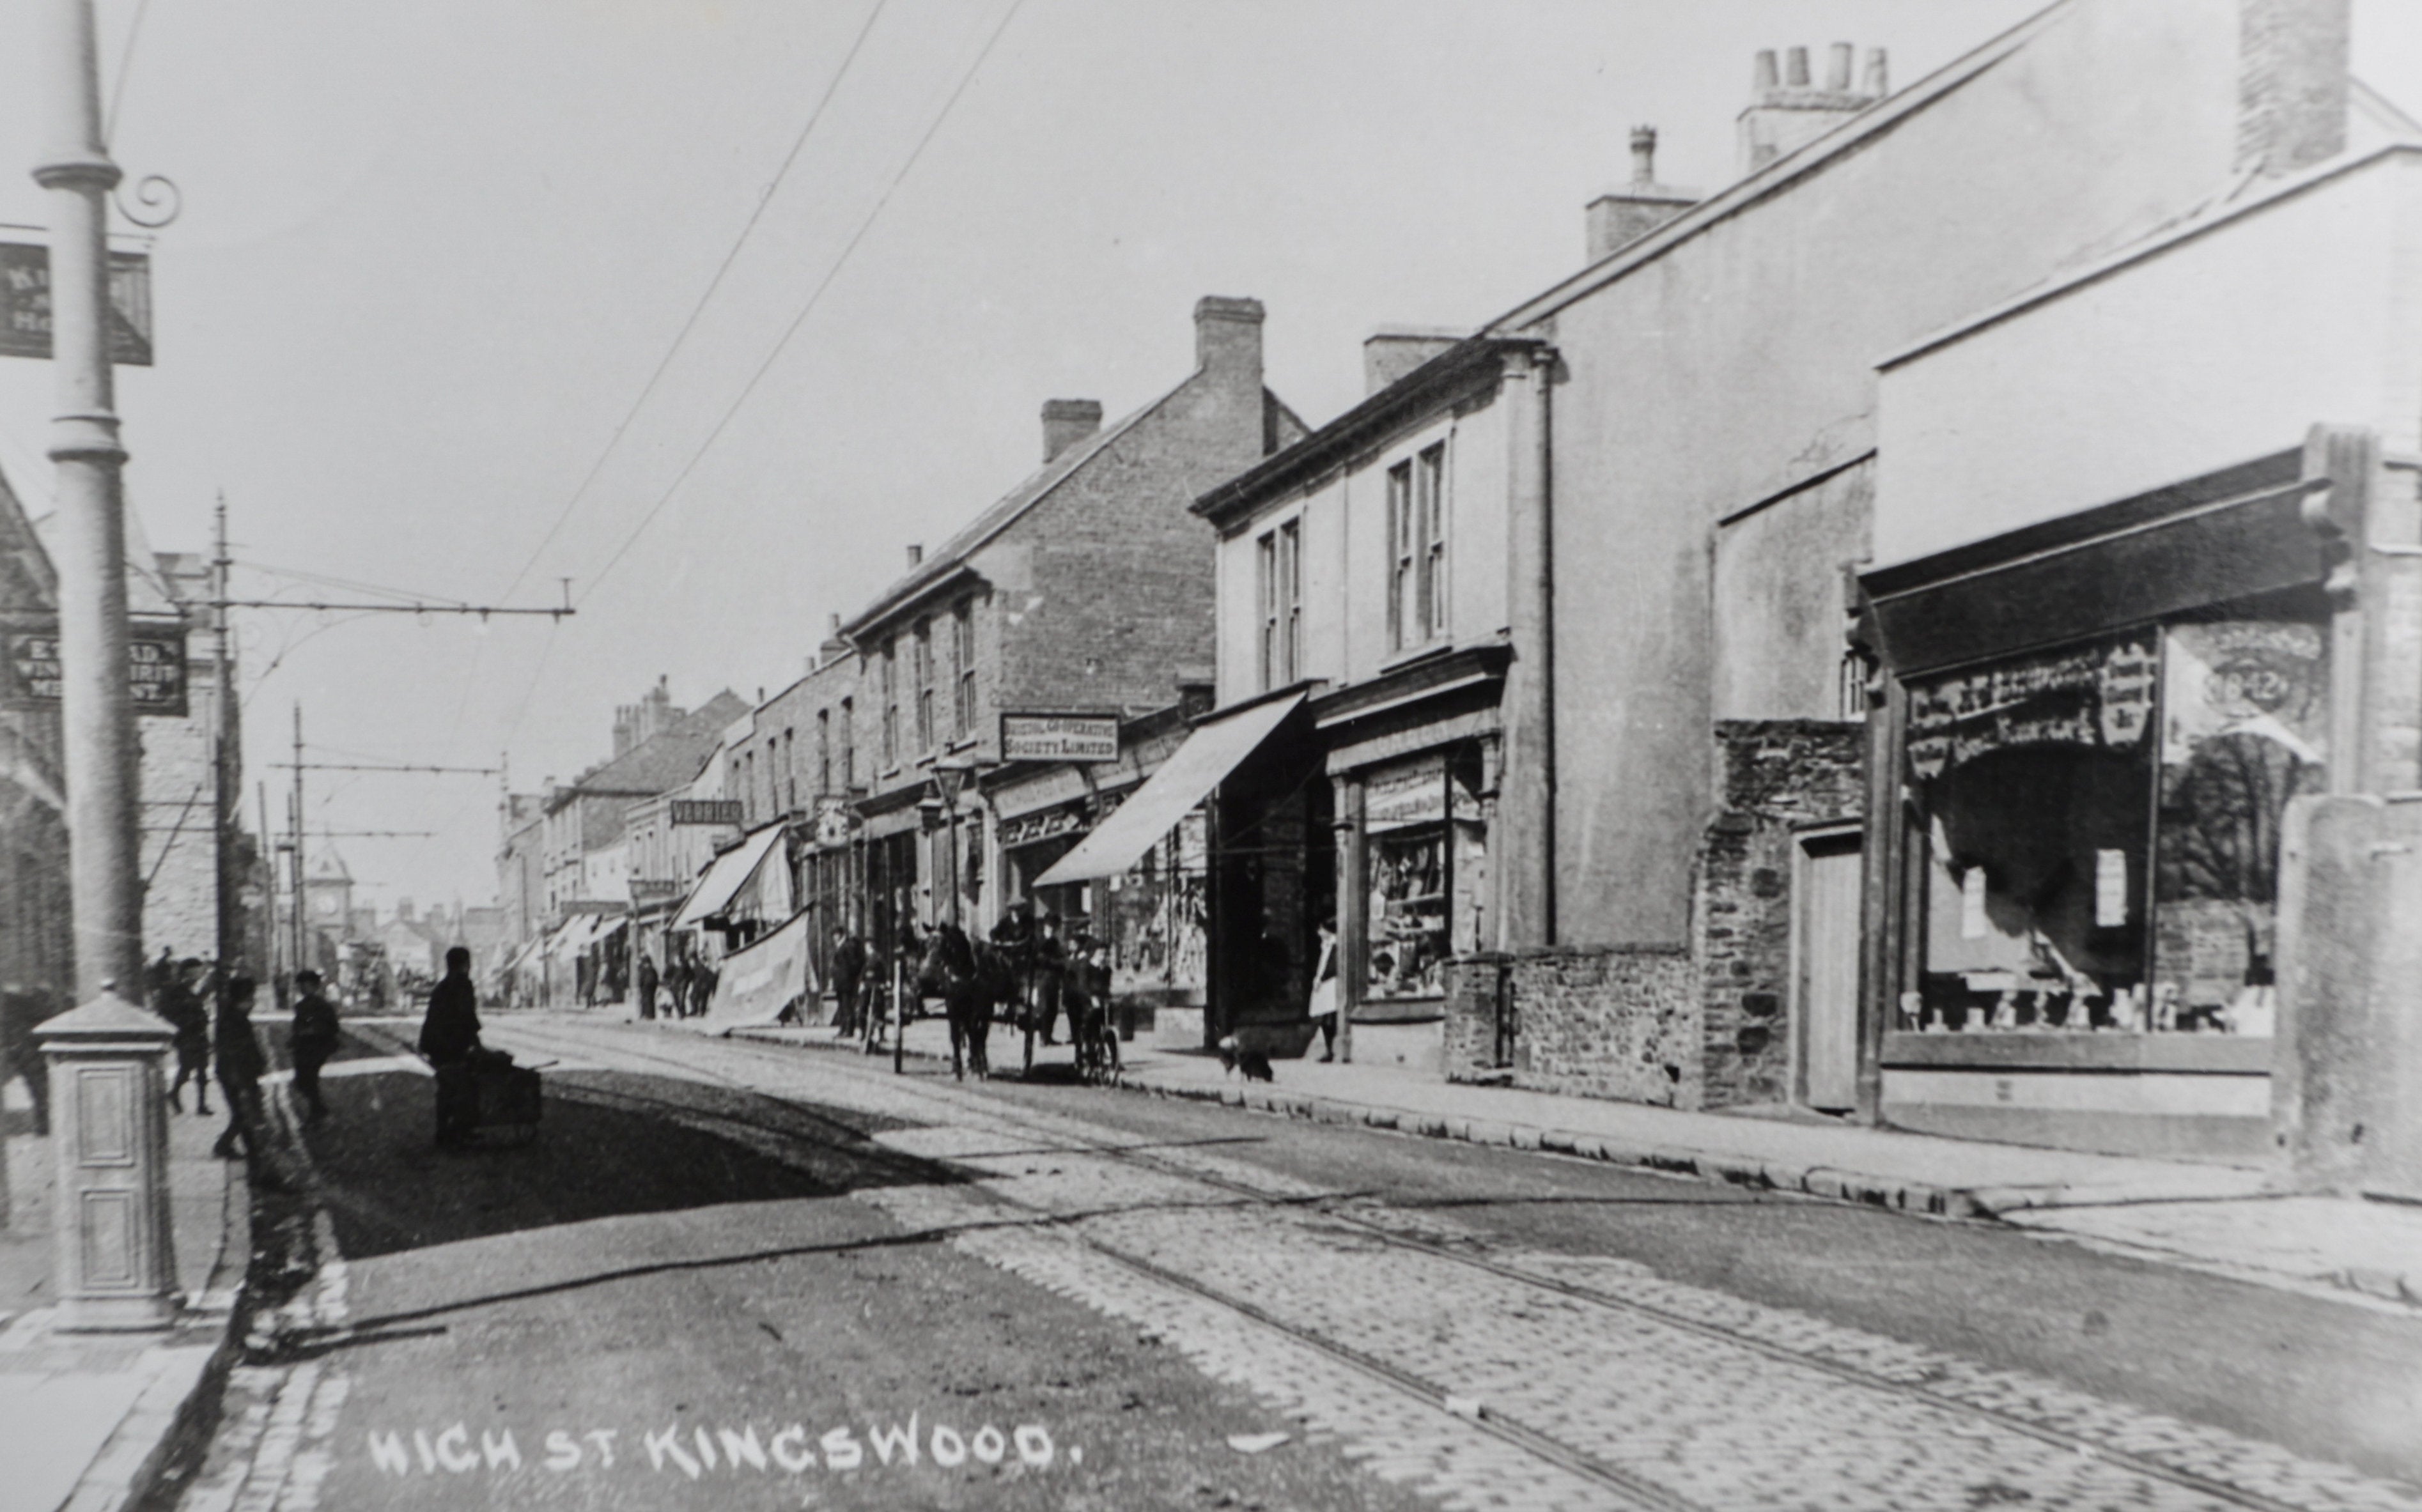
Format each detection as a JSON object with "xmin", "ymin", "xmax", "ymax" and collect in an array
[{"xmin": 35, "ymin": 983, "xmax": 180, "ymax": 1331}]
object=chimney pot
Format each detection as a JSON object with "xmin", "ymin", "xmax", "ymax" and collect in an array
[
  {"xmin": 1753, "ymin": 49, "xmax": 1778, "ymax": 95},
  {"xmin": 828, "ymin": 612, "xmax": 841, "ymax": 635},
  {"xmin": 906, "ymin": 543, "xmax": 924, "ymax": 569},
  {"xmin": 1786, "ymin": 46, "xmax": 1810, "ymax": 87},
  {"xmin": 1041, "ymin": 397, "xmax": 1104, "ymax": 462},
  {"xmin": 1629, "ymin": 125, "xmax": 1657, "ymax": 185},
  {"xmin": 1826, "ymin": 42, "xmax": 1853, "ymax": 91},
  {"xmin": 1863, "ymin": 47, "xmax": 1889, "ymax": 97}
]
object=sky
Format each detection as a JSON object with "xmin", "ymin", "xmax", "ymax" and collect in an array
[{"xmin": 0, "ymin": 0, "xmax": 2415, "ymax": 915}]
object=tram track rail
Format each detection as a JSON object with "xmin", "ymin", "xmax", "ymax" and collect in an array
[{"xmin": 339, "ymin": 1015, "xmax": 2405, "ymax": 1512}]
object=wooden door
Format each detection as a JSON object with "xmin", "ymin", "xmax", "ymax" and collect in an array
[{"xmin": 1795, "ymin": 830, "xmax": 1864, "ymax": 1112}]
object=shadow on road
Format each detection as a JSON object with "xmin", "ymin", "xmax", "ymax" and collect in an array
[{"xmin": 297, "ymin": 1055, "xmax": 958, "ymax": 1261}]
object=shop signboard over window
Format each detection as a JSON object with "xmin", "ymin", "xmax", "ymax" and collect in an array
[
  {"xmin": 1906, "ymin": 634, "xmax": 2155, "ymax": 780},
  {"xmin": 670, "ymin": 799, "xmax": 743, "ymax": 827},
  {"xmin": 1000, "ymin": 712, "xmax": 1119, "ymax": 762},
  {"xmin": 2, "ymin": 619, "xmax": 187, "ymax": 716}
]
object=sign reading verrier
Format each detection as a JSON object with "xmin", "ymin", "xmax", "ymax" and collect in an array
[
  {"xmin": 1001, "ymin": 713, "xmax": 1119, "ymax": 763},
  {"xmin": 3, "ymin": 621, "xmax": 187, "ymax": 716},
  {"xmin": 0, "ymin": 244, "xmax": 155, "ymax": 366},
  {"xmin": 670, "ymin": 799, "xmax": 744, "ymax": 827}
]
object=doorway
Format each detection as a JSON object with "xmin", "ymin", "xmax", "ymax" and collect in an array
[{"xmin": 1794, "ymin": 827, "xmax": 1864, "ymax": 1112}]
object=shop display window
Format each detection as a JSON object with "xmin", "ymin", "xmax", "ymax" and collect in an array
[
  {"xmin": 1368, "ymin": 825, "xmax": 1448, "ymax": 999},
  {"xmin": 1902, "ymin": 606, "xmax": 2325, "ymax": 1037}
]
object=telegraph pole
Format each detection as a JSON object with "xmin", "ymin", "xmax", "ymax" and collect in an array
[
  {"xmin": 212, "ymin": 496, "xmax": 237, "ymax": 987},
  {"xmin": 290, "ymin": 704, "xmax": 306, "ymax": 982},
  {"xmin": 38, "ymin": 0, "xmax": 142, "ymax": 1002}
]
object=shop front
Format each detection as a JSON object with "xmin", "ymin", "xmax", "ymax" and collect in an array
[
  {"xmin": 1318, "ymin": 647, "xmax": 1503, "ymax": 1072},
  {"xmin": 995, "ymin": 707, "xmax": 1211, "ymax": 1036},
  {"xmin": 1860, "ymin": 448, "xmax": 2340, "ymax": 1158}
]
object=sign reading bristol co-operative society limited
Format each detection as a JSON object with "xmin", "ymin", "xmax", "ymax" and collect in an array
[
  {"xmin": 1000, "ymin": 713, "xmax": 1119, "ymax": 763},
  {"xmin": 0, "ymin": 243, "xmax": 155, "ymax": 366},
  {"xmin": 3, "ymin": 621, "xmax": 188, "ymax": 717}
]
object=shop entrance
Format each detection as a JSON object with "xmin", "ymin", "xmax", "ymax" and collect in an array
[{"xmin": 1793, "ymin": 828, "xmax": 1862, "ymax": 1111}]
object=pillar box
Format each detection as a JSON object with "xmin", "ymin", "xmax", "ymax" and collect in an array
[{"xmin": 35, "ymin": 985, "xmax": 180, "ymax": 1331}]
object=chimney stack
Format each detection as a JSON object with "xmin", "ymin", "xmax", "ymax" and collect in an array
[
  {"xmin": 1194, "ymin": 295, "xmax": 1266, "ymax": 385},
  {"xmin": 2238, "ymin": 0, "xmax": 2348, "ymax": 177},
  {"xmin": 818, "ymin": 612, "xmax": 848, "ymax": 665},
  {"xmin": 1737, "ymin": 40, "xmax": 1888, "ymax": 174},
  {"xmin": 906, "ymin": 543, "xmax": 923, "ymax": 569},
  {"xmin": 1586, "ymin": 123, "xmax": 1698, "ymax": 264},
  {"xmin": 1362, "ymin": 327, "xmax": 1466, "ymax": 394},
  {"xmin": 1041, "ymin": 398, "xmax": 1103, "ymax": 462}
]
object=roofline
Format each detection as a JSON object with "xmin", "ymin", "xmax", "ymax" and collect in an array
[
  {"xmin": 837, "ymin": 561, "xmax": 986, "ymax": 645},
  {"xmin": 1486, "ymin": 0, "xmax": 2072, "ymax": 335},
  {"xmin": 1193, "ymin": 338, "xmax": 1544, "ymax": 529},
  {"xmin": 1877, "ymin": 143, "xmax": 2422, "ymax": 372},
  {"xmin": 835, "ymin": 374, "xmax": 1195, "ymax": 641}
]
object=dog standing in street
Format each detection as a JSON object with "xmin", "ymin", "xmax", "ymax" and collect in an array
[{"xmin": 1216, "ymin": 1034, "xmax": 1275, "ymax": 1082}]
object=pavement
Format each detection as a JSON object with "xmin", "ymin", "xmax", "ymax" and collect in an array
[
  {"xmin": 0, "ymin": 1083, "xmax": 251, "ymax": 1512},
  {"xmin": 676, "ymin": 1011, "xmax": 2422, "ymax": 1314}
]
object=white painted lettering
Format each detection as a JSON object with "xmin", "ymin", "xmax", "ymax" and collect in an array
[
  {"xmin": 717, "ymin": 1426, "xmax": 768, "ymax": 1472},
  {"xmin": 435, "ymin": 1424, "xmax": 479, "ymax": 1473},
  {"xmin": 972, "ymin": 1424, "xmax": 1006, "ymax": 1465},
  {"xmin": 1014, "ymin": 1424, "xmax": 1055, "ymax": 1467},
  {"xmin": 930, "ymin": 1425, "xmax": 966, "ymax": 1467},
  {"xmin": 368, "ymin": 1431, "xmax": 411, "ymax": 1476},
  {"xmin": 694, "ymin": 1426, "xmax": 719, "ymax": 1470},
  {"xmin": 769, "ymin": 1425, "xmax": 815, "ymax": 1473},
  {"xmin": 413, "ymin": 1429, "xmax": 437, "ymax": 1473},
  {"xmin": 869, "ymin": 1416, "xmax": 919, "ymax": 1467},
  {"xmin": 543, "ymin": 1431, "xmax": 580, "ymax": 1472},
  {"xmin": 820, "ymin": 1427, "xmax": 864, "ymax": 1470},
  {"xmin": 481, "ymin": 1428, "xmax": 522, "ymax": 1470},
  {"xmin": 584, "ymin": 1429, "xmax": 618, "ymax": 1467},
  {"xmin": 644, "ymin": 1426, "xmax": 701, "ymax": 1479}
]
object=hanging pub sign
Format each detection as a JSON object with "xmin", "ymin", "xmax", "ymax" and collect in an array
[
  {"xmin": 812, "ymin": 793, "xmax": 860, "ymax": 847},
  {"xmin": 1, "ymin": 619, "xmax": 186, "ymax": 716},
  {"xmin": 0, "ymin": 243, "xmax": 155, "ymax": 366},
  {"xmin": 1906, "ymin": 632, "xmax": 2156, "ymax": 780},
  {"xmin": 670, "ymin": 799, "xmax": 744, "ymax": 827},
  {"xmin": 1000, "ymin": 712, "xmax": 1119, "ymax": 762}
]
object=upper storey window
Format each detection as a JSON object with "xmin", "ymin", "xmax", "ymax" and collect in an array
[{"xmin": 1389, "ymin": 443, "xmax": 1449, "ymax": 651}]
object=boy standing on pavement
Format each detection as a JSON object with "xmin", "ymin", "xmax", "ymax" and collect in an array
[
  {"xmin": 211, "ymin": 977, "xmax": 272, "ymax": 1176},
  {"xmin": 160, "ymin": 959, "xmax": 212, "ymax": 1115},
  {"xmin": 288, "ymin": 969, "xmax": 339, "ymax": 1124}
]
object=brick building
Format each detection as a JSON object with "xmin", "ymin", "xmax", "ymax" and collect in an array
[{"xmin": 709, "ymin": 296, "xmax": 1305, "ymax": 999}]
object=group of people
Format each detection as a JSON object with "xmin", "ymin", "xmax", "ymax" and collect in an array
[
  {"xmin": 105, "ymin": 952, "xmax": 342, "ymax": 1191},
  {"xmin": 632, "ymin": 950, "xmax": 717, "ymax": 1021}
]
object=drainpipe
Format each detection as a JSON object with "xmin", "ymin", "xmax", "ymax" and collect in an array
[{"xmin": 1497, "ymin": 343, "xmax": 1557, "ymax": 950}]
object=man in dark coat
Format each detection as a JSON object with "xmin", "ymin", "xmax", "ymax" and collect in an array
[
  {"xmin": 829, "ymin": 926, "xmax": 866, "ymax": 1037},
  {"xmin": 288, "ymin": 968, "xmax": 339, "ymax": 1124},
  {"xmin": 421, "ymin": 946, "xmax": 484, "ymax": 1146},
  {"xmin": 211, "ymin": 976, "xmax": 268, "ymax": 1162},
  {"xmin": 159, "ymin": 959, "xmax": 212, "ymax": 1115},
  {"xmin": 635, "ymin": 951, "xmax": 658, "ymax": 1021}
]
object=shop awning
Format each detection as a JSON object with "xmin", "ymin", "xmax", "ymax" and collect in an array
[
  {"xmin": 1035, "ymin": 693, "xmax": 1303, "ymax": 887},
  {"xmin": 672, "ymin": 824, "xmax": 789, "ymax": 930}
]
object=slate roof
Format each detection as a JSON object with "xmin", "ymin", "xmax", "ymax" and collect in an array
[{"xmin": 561, "ymin": 690, "xmax": 749, "ymax": 801}]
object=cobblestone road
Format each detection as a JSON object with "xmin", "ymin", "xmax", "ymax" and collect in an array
[{"xmin": 490, "ymin": 1022, "xmax": 2422, "ymax": 1512}]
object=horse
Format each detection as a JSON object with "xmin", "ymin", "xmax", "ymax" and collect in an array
[{"xmin": 922, "ymin": 924, "xmax": 995, "ymax": 1079}]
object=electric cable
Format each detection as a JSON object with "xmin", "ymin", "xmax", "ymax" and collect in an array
[
  {"xmin": 571, "ymin": 0, "xmax": 1025, "ymax": 609},
  {"xmin": 497, "ymin": 0, "xmax": 891, "ymax": 604}
]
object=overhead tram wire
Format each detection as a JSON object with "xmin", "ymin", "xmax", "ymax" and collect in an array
[
  {"xmin": 495, "ymin": 0, "xmax": 892, "ymax": 606},
  {"xmin": 573, "ymin": 0, "xmax": 1027, "ymax": 610}
]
